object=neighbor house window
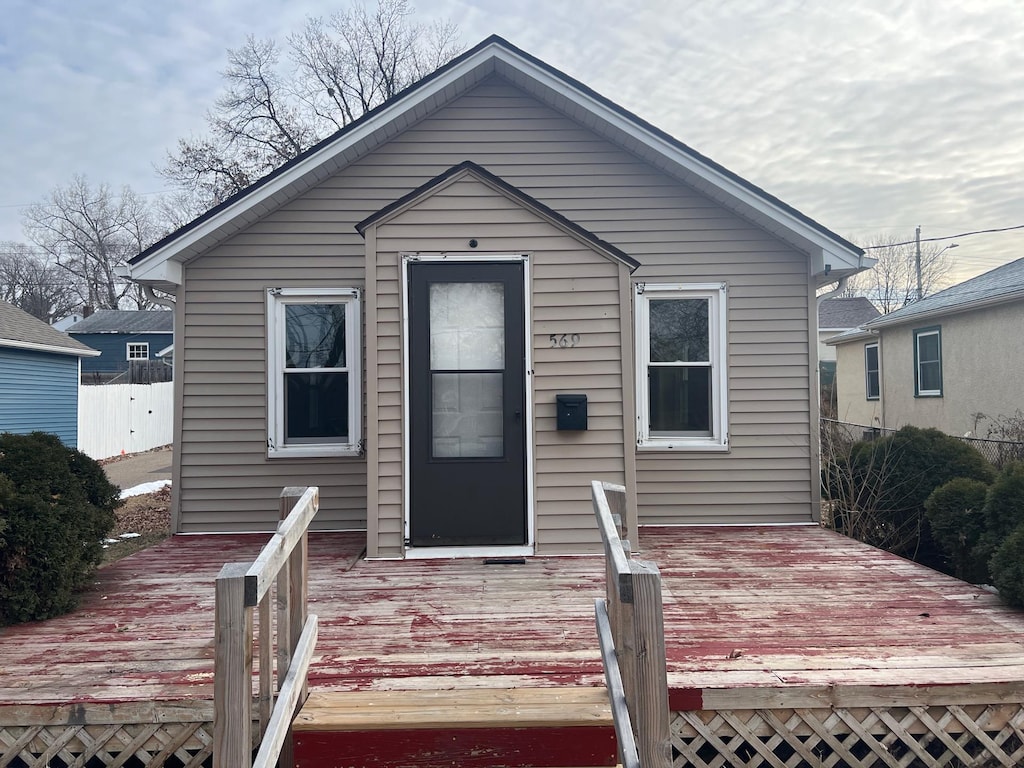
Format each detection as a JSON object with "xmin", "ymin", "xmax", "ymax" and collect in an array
[
  {"xmin": 127, "ymin": 342, "xmax": 149, "ymax": 360},
  {"xmin": 864, "ymin": 342, "xmax": 880, "ymax": 400},
  {"xmin": 267, "ymin": 288, "xmax": 361, "ymax": 457},
  {"xmin": 914, "ymin": 326, "xmax": 942, "ymax": 397},
  {"xmin": 635, "ymin": 283, "xmax": 728, "ymax": 450}
]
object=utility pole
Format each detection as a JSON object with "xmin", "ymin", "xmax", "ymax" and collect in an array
[{"xmin": 915, "ymin": 225, "xmax": 923, "ymax": 301}]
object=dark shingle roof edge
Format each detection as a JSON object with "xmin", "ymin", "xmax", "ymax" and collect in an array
[{"xmin": 129, "ymin": 35, "xmax": 864, "ymax": 272}]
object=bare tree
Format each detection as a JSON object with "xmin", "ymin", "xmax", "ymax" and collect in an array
[
  {"xmin": 0, "ymin": 241, "xmax": 79, "ymax": 322},
  {"xmin": 161, "ymin": 0, "xmax": 461, "ymax": 211},
  {"xmin": 22, "ymin": 177, "xmax": 160, "ymax": 310},
  {"xmin": 843, "ymin": 234, "xmax": 956, "ymax": 313}
]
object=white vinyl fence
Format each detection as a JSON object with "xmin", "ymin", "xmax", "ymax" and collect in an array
[{"xmin": 78, "ymin": 381, "xmax": 173, "ymax": 460}]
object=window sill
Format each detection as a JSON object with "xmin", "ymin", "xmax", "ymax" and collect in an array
[
  {"xmin": 914, "ymin": 392, "xmax": 943, "ymax": 399},
  {"xmin": 268, "ymin": 445, "xmax": 361, "ymax": 459},
  {"xmin": 637, "ymin": 440, "xmax": 729, "ymax": 453}
]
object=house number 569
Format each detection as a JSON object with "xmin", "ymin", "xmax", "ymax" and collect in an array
[{"xmin": 549, "ymin": 333, "xmax": 581, "ymax": 348}]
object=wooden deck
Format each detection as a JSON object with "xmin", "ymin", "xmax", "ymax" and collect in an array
[{"xmin": 3, "ymin": 525, "xmax": 1024, "ymax": 766}]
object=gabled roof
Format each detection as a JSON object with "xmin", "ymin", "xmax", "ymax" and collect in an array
[
  {"xmin": 67, "ymin": 309, "xmax": 173, "ymax": 334},
  {"xmin": 128, "ymin": 35, "xmax": 868, "ymax": 289},
  {"xmin": 356, "ymin": 161, "xmax": 640, "ymax": 271},
  {"xmin": 865, "ymin": 256, "xmax": 1024, "ymax": 330},
  {"xmin": 818, "ymin": 297, "xmax": 881, "ymax": 330},
  {"xmin": 0, "ymin": 301, "xmax": 99, "ymax": 357}
]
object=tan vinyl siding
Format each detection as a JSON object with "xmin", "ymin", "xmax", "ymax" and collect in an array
[
  {"xmin": 178, "ymin": 252, "xmax": 368, "ymax": 533},
  {"xmin": 369, "ymin": 174, "xmax": 626, "ymax": 555},
  {"xmin": 176, "ymin": 73, "xmax": 815, "ymax": 535}
]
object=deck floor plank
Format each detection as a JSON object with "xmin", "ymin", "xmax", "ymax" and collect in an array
[{"xmin": 2, "ymin": 526, "xmax": 1024, "ymax": 711}]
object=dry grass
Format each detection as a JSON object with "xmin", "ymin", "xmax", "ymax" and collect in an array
[{"xmin": 101, "ymin": 486, "xmax": 172, "ymax": 565}]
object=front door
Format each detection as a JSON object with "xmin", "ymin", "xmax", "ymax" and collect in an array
[{"xmin": 408, "ymin": 260, "xmax": 527, "ymax": 547}]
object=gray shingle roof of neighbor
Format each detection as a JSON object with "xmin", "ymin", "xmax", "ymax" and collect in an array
[
  {"xmin": 0, "ymin": 300, "xmax": 99, "ymax": 356},
  {"xmin": 66, "ymin": 309, "xmax": 173, "ymax": 334},
  {"xmin": 864, "ymin": 256, "xmax": 1024, "ymax": 330},
  {"xmin": 818, "ymin": 297, "xmax": 881, "ymax": 329}
]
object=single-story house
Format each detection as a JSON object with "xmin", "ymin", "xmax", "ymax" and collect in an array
[
  {"xmin": 829, "ymin": 256, "xmax": 1024, "ymax": 435},
  {"xmin": 0, "ymin": 300, "xmax": 99, "ymax": 447},
  {"xmin": 68, "ymin": 310, "xmax": 173, "ymax": 382},
  {"xmin": 126, "ymin": 35, "xmax": 870, "ymax": 557},
  {"xmin": 817, "ymin": 297, "xmax": 880, "ymax": 388}
]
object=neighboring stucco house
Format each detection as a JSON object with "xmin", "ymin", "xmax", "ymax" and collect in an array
[
  {"xmin": 126, "ymin": 36, "xmax": 869, "ymax": 557},
  {"xmin": 68, "ymin": 310, "xmax": 173, "ymax": 382},
  {"xmin": 829, "ymin": 257, "xmax": 1024, "ymax": 434},
  {"xmin": 0, "ymin": 300, "xmax": 99, "ymax": 447},
  {"xmin": 817, "ymin": 297, "xmax": 880, "ymax": 388}
]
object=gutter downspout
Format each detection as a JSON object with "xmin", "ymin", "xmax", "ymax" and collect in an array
[{"xmin": 143, "ymin": 284, "xmax": 176, "ymax": 310}]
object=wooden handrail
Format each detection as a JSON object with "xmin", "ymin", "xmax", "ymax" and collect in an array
[
  {"xmin": 214, "ymin": 486, "xmax": 319, "ymax": 768},
  {"xmin": 591, "ymin": 480, "xmax": 671, "ymax": 768},
  {"xmin": 594, "ymin": 598, "xmax": 641, "ymax": 768}
]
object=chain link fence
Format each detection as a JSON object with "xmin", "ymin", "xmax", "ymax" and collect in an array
[{"xmin": 821, "ymin": 418, "xmax": 1024, "ymax": 469}]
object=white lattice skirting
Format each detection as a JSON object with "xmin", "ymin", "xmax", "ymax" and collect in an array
[
  {"xmin": 0, "ymin": 721, "xmax": 214, "ymax": 768},
  {"xmin": 672, "ymin": 704, "xmax": 1024, "ymax": 768}
]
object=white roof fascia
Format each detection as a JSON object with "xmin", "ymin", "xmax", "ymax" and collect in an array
[
  {"xmin": 490, "ymin": 47, "xmax": 865, "ymax": 273},
  {"xmin": 129, "ymin": 257, "xmax": 184, "ymax": 287},
  {"xmin": 825, "ymin": 328, "xmax": 877, "ymax": 346},
  {"xmin": 0, "ymin": 337, "xmax": 101, "ymax": 357},
  {"xmin": 129, "ymin": 39, "xmax": 865, "ymax": 280},
  {"xmin": 129, "ymin": 59, "xmax": 496, "ymax": 279}
]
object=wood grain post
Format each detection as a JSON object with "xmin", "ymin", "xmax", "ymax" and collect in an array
[
  {"xmin": 628, "ymin": 559, "xmax": 671, "ymax": 768},
  {"xmin": 276, "ymin": 487, "xmax": 309, "ymax": 768},
  {"xmin": 214, "ymin": 562, "xmax": 253, "ymax": 768}
]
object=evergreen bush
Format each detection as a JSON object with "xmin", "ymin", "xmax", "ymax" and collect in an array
[
  {"xmin": 924, "ymin": 478, "xmax": 990, "ymax": 583},
  {"xmin": 842, "ymin": 426, "xmax": 993, "ymax": 568},
  {"xmin": 990, "ymin": 523, "xmax": 1024, "ymax": 607},
  {"xmin": 0, "ymin": 432, "xmax": 120, "ymax": 625},
  {"xmin": 971, "ymin": 462, "xmax": 1024, "ymax": 575}
]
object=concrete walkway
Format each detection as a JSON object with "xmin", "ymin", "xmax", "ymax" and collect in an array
[{"xmin": 102, "ymin": 447, "xmax": 172, "ymax": 491}]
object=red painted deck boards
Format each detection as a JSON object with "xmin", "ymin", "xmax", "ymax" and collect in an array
[{"xmin": 2, "ymin": 526, "xmax": 1024, "ymax": 708}]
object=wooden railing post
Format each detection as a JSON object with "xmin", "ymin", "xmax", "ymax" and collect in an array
[
  {"xmin": 592, "ymin": 479, "xmax": 671, "ymax": 768},
  {"xmin": 276, "ymin": 487, "xmax": 309, "ymax": 768},
  {"xmin": 627, "ymin": 560, "xmax": 671, "ymax": 768},
  {"xmin": 214, "ymin": 562, "xmax": 253, "ymax": 768}
]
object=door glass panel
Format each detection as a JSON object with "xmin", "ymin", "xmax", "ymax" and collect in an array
[
  {"xmin": 432, "ymin": 372, "xmax": 503, "ymax": 457},
  {"xmin": 430, "ymin": 282, "xmax": 504, "ymax": 369}
]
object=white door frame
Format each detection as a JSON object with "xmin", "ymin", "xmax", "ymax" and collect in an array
[{"xmin": 399, "ymin": 252, "xmax": 535, "ymax": 559}]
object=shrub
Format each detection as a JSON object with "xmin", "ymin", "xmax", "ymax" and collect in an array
[
  {"xmin": 974, "ymin": 462, "xmax": 1024, "ymax": 568},
  {"xmin": 0, "ymin": 432, "xmax": 120, "ymax": 625},
  {"xmin": 990, "ymin": 523, "xmax": 1024, "ymax": 607},
  {"xmin": 839, "ymin": 426, "xmax": 994, "ymax": 568},
  {"xmin": 924, "ymin": 478, "xmax": 990, "ymax": 583}
]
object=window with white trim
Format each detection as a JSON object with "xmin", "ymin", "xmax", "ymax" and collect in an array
[
  {"xmin": 635, "ymin": 283, "xmax": 728, "ymax": 450},
  {"xmin": 267, "ymin": 288, "xmax": 361, "ymax": 457},
  {"xmin": 126, "ymin": 342, "xmax": 149, "ymax": 360},
  {"xmin": 914, "ymin": 326, "xmax": 942, "ymax": 397},
  {"xmin": 864, "ymin": 342, "xmax": 880, "ymax": 400}
]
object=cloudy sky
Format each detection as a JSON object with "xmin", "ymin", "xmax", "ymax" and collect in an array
[{"xmin": 2, "ymin": 0, "xmax": 1022, "ymax": 281}]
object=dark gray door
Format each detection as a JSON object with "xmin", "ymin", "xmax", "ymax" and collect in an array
[{"xmin": 408, "ymin": 261, "xmax": 526, "ymax": 547}]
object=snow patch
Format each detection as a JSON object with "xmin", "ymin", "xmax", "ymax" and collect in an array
[{"xmin": 119, "ymin": 480, "xmax": 171, "ymax": 499}]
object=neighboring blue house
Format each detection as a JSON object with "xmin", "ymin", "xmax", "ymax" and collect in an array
[
  {"xmin": 0, "ymin": 300, "xmax": 99, "ymax": 447},
  {"xmin": 67, "ymin": 310, "xmax": 173, "ymax": 382}
]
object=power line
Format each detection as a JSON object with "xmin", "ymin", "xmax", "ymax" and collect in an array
[{"xmin": 862, "ymin": 224, "xmax": 1024, "ymax": 250}]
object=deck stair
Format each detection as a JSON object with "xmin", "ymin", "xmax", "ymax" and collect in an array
[{"xmin": 292, "ymin": 686, "xmax": 618, "ymax": 767}]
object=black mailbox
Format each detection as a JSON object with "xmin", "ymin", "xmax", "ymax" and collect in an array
[{"xmin": 556, "ymin": 394, "xmax": 588, "ymax": 431}]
